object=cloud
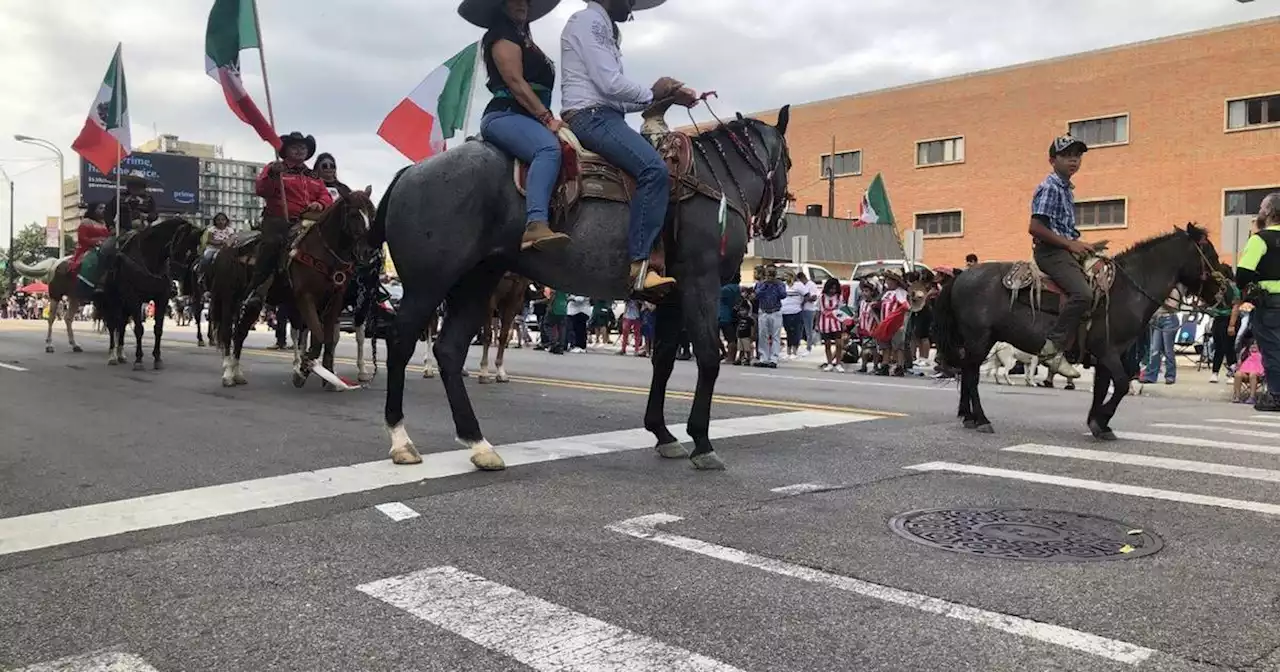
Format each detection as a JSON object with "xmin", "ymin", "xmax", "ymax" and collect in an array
[{"xmin": 0, "ymin": 0, "xmax": 1271, "ymax": 242}]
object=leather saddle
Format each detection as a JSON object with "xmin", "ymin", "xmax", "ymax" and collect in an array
[
  {"xmin": 509, "ymin": 120, "xmax": 695, "ymax": 225},
  {"xmin": 1001, "ymin": 248, "xmax": 1116, "ymax": 314}
]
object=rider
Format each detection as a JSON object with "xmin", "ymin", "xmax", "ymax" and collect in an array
[
  {"xmin": 70, "ymin": 202, "xmax": 111, "ymax": 290},
  {"xmin": 244, "ymin": 132, "xmax": 333, "ymax": 308},
  {"xmin": 200, "ymin": 212, "xmax": 236, "ymax": 278},
  {"xmin": 460, "ymin": 0, "xmax": 571, "ymax": 252},
  {"xmin": 105, "ymin": 172, "xmax": 158, "ymax": 234},
  {"xmin": 314, "ymin": 152, "xmax": 351, "ymax": 201},
  {"xmin": 1029, "ymin": 134, "xmax": 1094, "ymax": 379},
  {"xmin": 560, "ymin": 0, "xmax": 699, "ymax": 292}
]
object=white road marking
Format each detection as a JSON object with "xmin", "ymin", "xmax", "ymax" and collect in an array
[
  {"xmin": 769, "ymin": 482, "xmax": 840, "ymax": 495},
  {"xmin": 1003, "ymin": 444, "xmax": 1280, "ymax": 483},
  {"xmin": 1205, "ymin": 418, "xmax": 1280, "ymax": 429},
  {"xmin": 9, "ymin": 649, "xmax": 160, "ymax": 671},
  {"xmin": 1152, "ymin": 423, "xmax": 1280, "ymax": 440},
  {"xmin": 608, "ymin": 514, "xmax": 1154, "ymax": 665},
  {"xmin": 0, "ymin": 410, "xmax": 874, "ymax": 556},
  {"xmin": 357, "ymin": 565, "xmax": 744, "ymax": 671},
  {"xmin": 0, "ymin": 362, "xmax": 29, "ymax": 372},
  {"xmin": 740, "ymin": 371, "xmax": 951, "ymax": 392},
  {"xmin": 1249, "ymin": 415, "xmax": 1280, "ymax": 423},
  {"xmin": 1100, "ymin": 431, "xmax": 1280, "ymax": 456},
  {"xmin": 906, "ymin": 461, "xmax": 1280, "ymax": 516},
  {"xmin": 374, "ymin": 502, "xmax": 420, "ymax": 521}
]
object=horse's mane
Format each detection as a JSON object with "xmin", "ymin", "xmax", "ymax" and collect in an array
[
  {"xmin": 1116, "ymin": 223, "xmax": 1202, "ymax": 258},
  {"xmin": 690, "ymin": 116, "xmax": 770, "ymax": 143}
]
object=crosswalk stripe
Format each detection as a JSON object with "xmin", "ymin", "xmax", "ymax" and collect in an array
[
  {"xmin": 1003, "ymin": 444, "xmax": 1280, "ymax": 483},
  {"xmin": 1250, "ymin": 415, "xmax": 1280, "ymax": 422},
  {"xmin": 9, "ymin": 650, "xmax": 159, "ymax": 671},
  {"xmin": 905, "ymin": 461, "xmax": 1280, "ymax": 516},
  {"xmin": 1101, "ymin": 431, "xmax": 1280, "ymax": 455},
  {"xmin": 1151, "ymin": 423, "xmax": 1280, "ymax": 440},
  {"xmin": 0, "ymin": 410, "xmax": 873, "ymax": 557},
  {"xmin": 374, "ymin": 502, "xmax": 420, "ymax": 521},
  {"xmin": 1206, "ymin": 418, "xmax": 1280, "ymax": 429},
  {"xmin": 608, "ymin": 514, "xmax": 1154, "ymax": 665},
  {"xmin": 357, "ymin": 566, "xmax": 744, "ymax": 671}
]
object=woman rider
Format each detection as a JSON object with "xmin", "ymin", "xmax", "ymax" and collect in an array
[
  {"xmin": 314, "ymin": 152, "xmax": 351, "ymax": 201},
  {"xmin": 459, "ymin": 0, "xmax": 570, "ymax": 251},
  {"xmin": 200, "ymin": 212, "xmax": 237, "ymax": 277}
]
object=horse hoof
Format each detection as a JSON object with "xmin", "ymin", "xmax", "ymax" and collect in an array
[
  {"xmin": 153, "ymin": 360, "xmax": 164, "ymax": 370},
  {"xmin": 962, "ymin": 419, "xmax": 977, "ymax": 429},
  {"xmin": 357, "ymin": 372, "xmax": 374, "ymax": 383},
  {"xmin": 197, "ymin": 341, "xmax": 206, "ymax": 348},
  {"xmin": 975, "ymin": 423, "xmax": 995, "ymax": 434},
  {"xmin": 655, "ymin": 441, "xmax": 689, "ymax": 459},
  {"xmin": 1088, "ymin": 419, "xmax": 1116, "ymax": 440},
  {"xmin": 478, "ymin": 375, "xmax": 494, "ymax": 384},
  {"xmin": 234, "ymin": 376, "xmax": 248, "ymax": 386},
  {"xmin": 422, "ymin": 369, "xmax": 436, "ymax": 379},
  {"xmin": 690, "ymin": 451, "xmax": 727, "ymax": 471},
  {"xmin": 1098, "ymin": 430, "xmax": 1117, "ymax": 441},
  {"xmin": 470, "ymin": 449, "xmax": 506, "ymax": 471},
  {"xmin": 72, "ymin": 345, "xmax": 83, "ymax": 353},
  {"xmin": 132, "ymin": 362, "xmax": 145, "ymax": 371},
  {"xmin": 496, "ymin": 374, "xmax": 510, "ymax": 383},
  {"xmin": 45, "ymin": 346, "xmax": 54, "ymax": 353},
  {"xmin": 222, "ymin": 377, "xmax": 236, "ymax": 388},
  {"xmin": 292, "ymin": 372, "xmax": 307, "ymax": 388},
  {"xmin": 108, "ymin": 359, "xmax": 119, "ymax": 366},
  {"xmin": 390, "ymin": 444, "xmax": 422, "ymax": 465}
]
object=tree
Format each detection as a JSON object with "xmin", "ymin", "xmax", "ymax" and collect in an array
[{"xmin": 11, "ymin": 223, "xmax": 52, "ymax": 269}]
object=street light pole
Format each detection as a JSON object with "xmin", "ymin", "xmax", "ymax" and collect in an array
[
  {"xmin": 0, "ymin": 166, "xmax": 12, "ymax": 288},
  {"xmin": 14, "ymin": 134, "xmax": 66, "ymax": 258}
]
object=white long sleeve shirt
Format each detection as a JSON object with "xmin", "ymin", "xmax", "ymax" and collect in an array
[{"xmin": 559, "ymin": 1, "xmax": 653, "ymax": 114}]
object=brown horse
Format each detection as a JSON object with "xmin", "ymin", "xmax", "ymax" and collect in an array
[
  {"xmin": 209, "ymin": 189, "xmax": 375, "ymax": 388},
  {"xmin": 476, "ymin": 273, "xmax": 530, "ymax": 384},
  {"xmin": 12, "ymin": 256, "xmax": 86, "ymax": 354}
]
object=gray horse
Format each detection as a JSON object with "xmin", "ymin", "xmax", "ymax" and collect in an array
[
  {"xmin": 373, "ymin": 103, "xmax": 792, "ymax": 471},
  {"xmin": 931, "ymin": 224, "xmax": 1222, "ymax": 438}
]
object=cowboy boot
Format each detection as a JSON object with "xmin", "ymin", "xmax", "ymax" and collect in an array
[
  {"xmin": 1038, "ymin": 341, "xmax": 1081, "ymax": 378},
  {"xmin": 630, "ymin": 260, "xmax": 676, "ymax": 292},
  {"xmin": 521, "ymin": 221, "xmax": 570, "ymax": 251}
]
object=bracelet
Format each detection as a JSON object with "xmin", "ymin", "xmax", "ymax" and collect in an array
[{"xmin": 537, "ymin": 111, "xmax": 554, "ymax": 124}]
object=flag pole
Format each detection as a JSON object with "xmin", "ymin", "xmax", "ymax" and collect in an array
[
  {"xmin": 114, "ymin": 145, "xmax": 122, "ymax": 236},
  {"xmin": 248, "ymin": 0, "xmax": 289, "ymax": 219}
]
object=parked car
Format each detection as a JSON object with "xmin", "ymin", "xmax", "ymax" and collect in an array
[
  {"xmin": 338, "ymin": 282, "xmax": 402, "ymax": 334},
  {"xmin": 850, "ymin": 259, "xmax": 932, "ymax": 280}
]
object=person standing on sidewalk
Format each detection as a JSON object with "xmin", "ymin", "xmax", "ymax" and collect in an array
[
  {"xmin": 1208, "ymin": 265, "xmax": 1240, "ymax": 383},
  {"xmin": 753, "ymin": 266, "xmax": 786, "ymax": 368},
  {"xmin": 1142, "ymin": 287, "xmax": 1182, "ymax": 385},
  {"xmin": 1235, "ymin": 193, "xmax": 1280, "ymax": 411}
]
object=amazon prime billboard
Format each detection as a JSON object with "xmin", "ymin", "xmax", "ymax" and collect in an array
[{"xmin": 79, "ymin": 152, "xmax": 200, "ymax": 214}]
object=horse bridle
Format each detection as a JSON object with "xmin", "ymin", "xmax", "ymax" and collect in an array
[
  {"xmin": 1114, "ymin": 230, "xmax": 1223, "ymax": 309},
  {"xmin": 292, "ymin": 198, "xmax": 368, "ymax": 287}
]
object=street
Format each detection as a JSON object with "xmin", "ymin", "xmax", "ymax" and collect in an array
[{"xmin": 1, "ymin": 319, "xmax": 1278, "ymax": 672}]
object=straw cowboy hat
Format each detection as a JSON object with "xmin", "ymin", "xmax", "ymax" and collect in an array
[{"xmin": 458, "ymin": 0, "xmax": 560, "ymax": 28}]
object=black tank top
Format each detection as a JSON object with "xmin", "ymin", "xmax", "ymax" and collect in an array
[{"xmin": 481, "ymin": 19, "xmax": 555, "ymax": 119}]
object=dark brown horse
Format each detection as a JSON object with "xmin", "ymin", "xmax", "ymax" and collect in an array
[
  {"xmin": 209, "ymin": 189, "xmax": 375, "ymax": 388},
  {"xmin": 476, "ymin": 273, "xmax": 531, "ymax": 384}
]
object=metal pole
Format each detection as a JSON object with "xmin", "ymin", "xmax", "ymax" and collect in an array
[
  {"xmin": 56, "ymin": 150, "xmax": 65, "ymax": 257},
  {"xmin": 249, "ymin": 0, "xmax": 290, "ymax": 216},
  {"xmin": 826, "ymin": 135, "xmax": 835, "ymax": 218},
  {"xmin": 6, "ymin": 176, "xmax": 13, "ymax": 288}
]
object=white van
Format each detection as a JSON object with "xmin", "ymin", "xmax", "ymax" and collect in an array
[{"xmin": 850, "ymin": 259, "xmax": 932, "ymax": 280}]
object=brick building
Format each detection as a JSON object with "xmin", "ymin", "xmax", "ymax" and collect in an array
[{"xmin": 746, "ymin": 16, "xmax": 1280, "ymax": 267}]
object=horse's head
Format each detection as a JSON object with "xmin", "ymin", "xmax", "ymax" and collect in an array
[
  {"xmin": 129, "ymin": 218, "xmax": 201, "ymax": 272},
  {"xmin": 749, "ymin": 104, "xmax": 792, "ymax": 239},
  {"xmin": 318, "ymin": 187, "xmax": 377, "ymax": 261},
  {"xmin": 1177, "ymin": 221, "xmax": 1223, "ymax": 304}
]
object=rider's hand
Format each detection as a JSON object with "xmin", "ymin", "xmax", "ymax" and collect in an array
[
  {"xmin": 673, "ymin": 87, "xmax": 700, "ymax": 108},
  {"xmin": 306, "ymin": 202, "xmax": 323, "ymax": 212},
  {"xmin": 267, "ymin": 161, "xmax": 285, "ymax": 176},
  {"xmin": 544, "ymin": 117, "xmax": 564, "ymax": 133},
  {"xmin": 1065, "ymin": 240, "xmax": 1093, "ymax": 256},
  {"xmin": 1228, "ymin": 325, "xmax": 1237, "ymax": 337}
]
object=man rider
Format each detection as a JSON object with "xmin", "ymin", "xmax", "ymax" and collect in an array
[
  {"xmin": 1029, "ymin": 134, "xmax": 1095, "ymax": 379},
  {"xmin": 105, "ymin": 172, "xmax": 158, "ymax": 234},
  {"xmin": 560, "ymin": 0, "xmax": 699, "ymax": 292},
  {"xmin": 244, "ymin": 132, "xmax": 333, "ymax": 308},
  {"xmin": 1236, "ymin": 192, "xmax": 1280, "ymax": 411}
]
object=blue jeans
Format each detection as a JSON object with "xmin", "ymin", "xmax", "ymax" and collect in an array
[
  {"xmin": 481, "ymin": 111, "xmax": 561, "ymax": 224},
  {"xmin": 565, "ymin": 107, "xmax": 669, "ymax": 261},
  {"xmin": 1142, "ymin": 314, "xmax": 1179, "ymax": 382}
]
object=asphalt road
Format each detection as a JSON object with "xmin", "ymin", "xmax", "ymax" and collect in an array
[{"xmin": 2, "ymin": 319, "xmax": 1279, "ymax": 671}]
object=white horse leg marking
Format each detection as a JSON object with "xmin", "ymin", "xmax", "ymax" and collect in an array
[
  {"xmin": 387, "ymin": 422, "xmax": 422, "ymax": 464},
  {"xmin": 221, "ymin": 355, "xmax": 236, "ymax": 387},
  {"xmin": 355, "ymin": 328, "xmax": 373, "ymax": 382},
  {"xmin": 456, "ymin": 437, "xmax": 506, "ymax": 471},
  {"xmin": 422, "ymin": 328, "xmax": 438, "ymax": 378}
]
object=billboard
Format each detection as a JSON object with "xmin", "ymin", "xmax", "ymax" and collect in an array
[{"xmin": 79, "ymin": 151, "xmax": 200, "ymax": 214}]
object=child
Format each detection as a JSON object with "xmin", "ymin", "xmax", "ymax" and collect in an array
[
  {"xmin": 734, "ymin": 287, "xmax": 756, "ymax": 366},
  {"xmin": 816, "ymin": 277, "xmax": 848, "ymax": 372},
  {"xmin": 876, "ymin": 272, "xmax": 911, "ymax": 376},
  {"xmin": 1234, "ymin": 341, "xmax": 1266, "ymax": 404},
  {"xmin": 856, "ymin": 281, "xmax": 881, "ymax": 373}
]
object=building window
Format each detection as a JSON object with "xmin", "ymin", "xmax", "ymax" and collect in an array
[
  {"xmin": 1227, "ymin": 93, "xmax": 1280, "ymax": 130},
  {"xmin": 1224, "ymin": 187, "xmax": 1280, "ymax": 216},
  {"xmin": 1068, "ymin": 114, "xmax": 1128, "ymax": 147},
  {"xmin": 916, "ymin": 210, "xmax": 962, "ymax": 237},
  {"xmin": 916, "ymin": 137, "xmax": 964, "ymax": 167},
  {"xmin": 1074, "ymin": 199, "xmax": 1126, "ymax": 229},
  {"xmin": 819, "ymin": 150, "xmax": 861, "ymax": 177}
]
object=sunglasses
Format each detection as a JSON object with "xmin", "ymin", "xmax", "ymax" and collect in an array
[{"xmin": 317, "ymin": 163, "xmax": 335, "ymax": 169}]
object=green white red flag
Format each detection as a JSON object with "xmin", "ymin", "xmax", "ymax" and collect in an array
[
  {"xmin": 204, "ymin": 0, "xmax": 280, "ymax": 149},
  {"xmin": 71, "ymin": 43, "xmax": 131, "ymax": 175},
  {"xmin": 378, "ymin": 42, "xmax": 479, "ymax": 162},
  {"xmin": 855, "ymin": 173, "xmax": 895, "ymax": 228}
]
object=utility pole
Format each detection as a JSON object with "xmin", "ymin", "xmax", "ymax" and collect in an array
[
  {"xmin": 1, "ymin": 165, "xmax": 12, "ymax": 287},
  {"xmin": 826, "ymin": 135, "xmax": 835, "ymax": 218}
]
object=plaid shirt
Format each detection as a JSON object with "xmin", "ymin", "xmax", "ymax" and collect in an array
[{"xmin": 1031, "ymin": 172, "xmax": 1079, "ymax": 241}]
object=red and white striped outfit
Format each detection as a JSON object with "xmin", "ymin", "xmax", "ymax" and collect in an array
[
  {"xmin": 817, "ymin": 293, "xmax": 845, "ymax": 334},
  {"xmin": 857, "ymin": 298, "xmax": 879, "ymax": 337}
]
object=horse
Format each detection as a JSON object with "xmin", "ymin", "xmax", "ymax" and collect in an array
[
  {"xmin": 11, "ymin": 256, "xmax": 89, "ymax": 354},
  {"xmin": 93, "ymin": 218, "xmax": 205, "ymax": 369},
  {"xmin": 373, "ymin": 100, "xmax": 792, "ymax": 471},
  {"xmin": 176, "ymin": 263, "xmax": 214, "ymax": 348},
  {"xmin": 335, "ymin": 244, "xmax": 396, "ymax": 383},
  {"xmin": 476, "ymin": 273, "xmax": 530, "ymax": 384},
  {"xmin": 208, "ymin": 189, "xmax": 375, "ymax": 389},
  {"xmin": 930, "ymin": 223, "xmax": 1222, "ymax": 438}
]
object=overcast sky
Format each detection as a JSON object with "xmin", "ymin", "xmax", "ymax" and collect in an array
[{"xmin": 1, "ymin": 0, "xmax": 1273, "ymax": 240}]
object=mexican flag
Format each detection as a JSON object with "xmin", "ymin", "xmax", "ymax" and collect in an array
[
  {"xmin": 855, "ymin": 172, "xmax": 895, "ymax": 228},
  {"xmin": 205, "ymin": 0, "xmax": 280, "ymax": 149},
  {"xmin": 71, "ymin": 43, "xmax": 131, "ymax": 175},
  {"xmin": 378, "ymin": 42, "xmax": 479, "ymax": 162}
]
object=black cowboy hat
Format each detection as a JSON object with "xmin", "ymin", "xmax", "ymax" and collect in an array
[
  {"xmin": 278, "ymin": 132, "xmax": 317, "ymax": 160},
  {"xmin": 582, "ymin": 0, "xmax": 666, "ymax": 8},
  {"xmin": 121, "ymin": 169, "xmax": 153, "ymax": 187},
  {"xmin": 459, "ymin": 0, "xmax": 560, "ymax": 28}
]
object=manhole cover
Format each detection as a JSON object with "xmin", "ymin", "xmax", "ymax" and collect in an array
[{"xmin": 888, "ymin": 508, "xmax": 1163, "ymax": 562}]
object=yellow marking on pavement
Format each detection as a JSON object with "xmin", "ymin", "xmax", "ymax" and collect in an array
[{"xmin": 0, "ymin": 322, "xmax": 905, "ymax": 418}]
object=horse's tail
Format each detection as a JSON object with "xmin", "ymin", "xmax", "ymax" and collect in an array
[
  {"xmin": 13, "ymin": 257, "xmax": 59, "ymax": 280},
  {"xmin": 370, "ymin": 165, "xmax": 411, "ymax": 249},
  {"xmin": 932, "ymin": 281, "xmax": 963, "ymax": 367}
]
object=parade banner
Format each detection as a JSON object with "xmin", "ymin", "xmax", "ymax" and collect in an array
[
  {"xmin": 45, "ymin": 216, "xmax": 60, "ymax": 249},
  {"xmin": 80, "ymin": 152, "xmax": 200, "ymax": 214}
]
